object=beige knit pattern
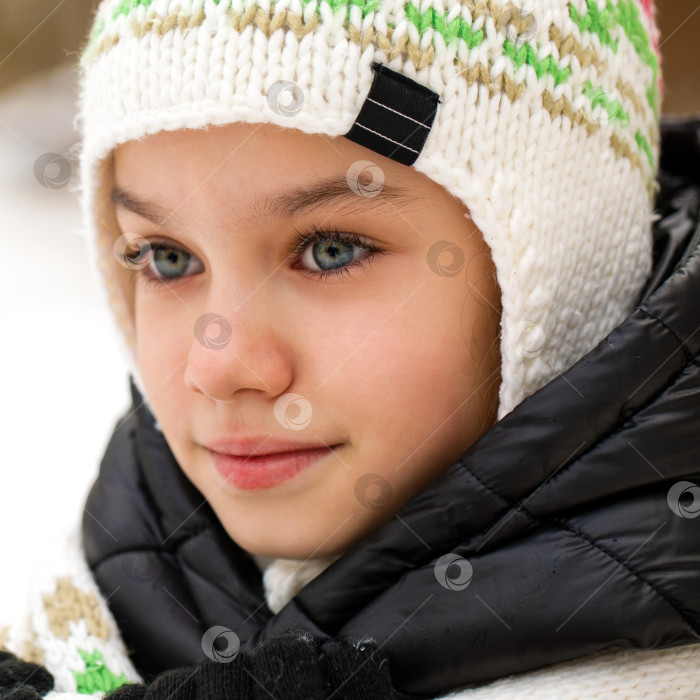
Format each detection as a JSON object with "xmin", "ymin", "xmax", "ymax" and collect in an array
[
  {"xmin": 1, "ymin": 522, "xmax": 143, "ymax": 695},
  {"xmin": 42, "ymin": 577, "xmax": 110, "ymax": 642}
]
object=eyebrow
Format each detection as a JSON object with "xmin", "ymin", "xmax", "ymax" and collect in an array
[{"xmin": 110, "ymin": 175, "xmax": 418, "ymax": 229}]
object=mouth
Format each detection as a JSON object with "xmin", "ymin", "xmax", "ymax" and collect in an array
[{"xmin": 209, "ymin": 445, "xmax": 342, "ymax": 491}]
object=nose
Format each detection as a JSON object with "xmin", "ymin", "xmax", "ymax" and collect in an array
[{"xmin": 183, "ymin": 282, "xmax": 294, "ymax": 402}]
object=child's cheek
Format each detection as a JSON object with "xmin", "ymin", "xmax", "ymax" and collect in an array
[{"xmin": 133, "ymin": 296, "xmax": 190, "ymax": 427}]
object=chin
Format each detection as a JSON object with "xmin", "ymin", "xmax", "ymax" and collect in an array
[{"xmin": 219, "ymin": 518, "xmax": 354, "ymax": 561}]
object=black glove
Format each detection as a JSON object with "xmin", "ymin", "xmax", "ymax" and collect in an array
[
  {"xmin": 0, "ymin": 650, "xmax": 53, "ymax": 699},
  {"xmin": 105, "ymin": 628, "xmax": 394, "ymax": 699}
]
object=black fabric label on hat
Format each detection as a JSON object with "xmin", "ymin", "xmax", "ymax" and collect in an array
[{"xmin": 343, "ymin": 61, "xmax": 441, "ymax": 166}]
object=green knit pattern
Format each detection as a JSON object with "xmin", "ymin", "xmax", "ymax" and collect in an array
[{"xmin": 72, "ymin": 648, "xmax": 131, "ymax": 694}]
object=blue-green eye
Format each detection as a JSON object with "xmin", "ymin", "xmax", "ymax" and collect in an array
[
  {"xmin": 153, "ymin": 245, "xmax": 192, "ymax": 278},
  {"xmin": 139, "ymin": 242, "xmax": 204, "ymax": 289},
  {"xmin": 299, "ymin": 238, "xmax": 365, "ymax": 279},
  {"xmin": 289, "ymin": 225, "xmax": 386, "ymax": 282}
]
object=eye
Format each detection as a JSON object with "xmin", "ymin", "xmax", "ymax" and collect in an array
[
  {"xmin": 289, "ymin": 225, "xmax": 386, "ymax": 282},
  {"xmin": 136, "ymin": 241, "xmax": 204, "ymax": 290}
]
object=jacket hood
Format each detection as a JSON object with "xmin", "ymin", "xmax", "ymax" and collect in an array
[{"xmin": 82, "ymin": 116, "xmax": 700, "ymax": 699}]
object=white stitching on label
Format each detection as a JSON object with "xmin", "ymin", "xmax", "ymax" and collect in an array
[
  {"xmin": 353, "ymin": 122, "xmax": 421, "ymax": 154},
  {"xmin": 366, "ymin": 97, "xmax": 431, "ymax": 128}
]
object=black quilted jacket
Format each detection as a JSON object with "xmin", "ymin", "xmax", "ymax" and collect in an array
[{"xmin": 3, "ymin": 116, "xmax": 699, "ymax": 700}]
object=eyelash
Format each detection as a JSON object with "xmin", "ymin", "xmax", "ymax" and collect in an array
[
  {"xmin": 137, "ymin": 224, "xmax": 384, "ymax": 290},
  {"xmin": 287, "ymin": 224, "xmax": 384, "ymax": 282}
]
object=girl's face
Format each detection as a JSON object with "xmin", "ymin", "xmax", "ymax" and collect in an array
[{"xmin": 112, "ymin": 122, "xmax": 502, "ymax": 560}]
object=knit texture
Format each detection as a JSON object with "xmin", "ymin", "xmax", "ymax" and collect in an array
[
  {"xmin": 0, "ymin": 524, "xmax": 143, "ymax": 698},
  {"xmin": 101, "ymin": 629, "xmax": 393, "ymax": 699},
  {"xmin": 72, "ymin": 0, "xmax": 664, "ymax": 420}
]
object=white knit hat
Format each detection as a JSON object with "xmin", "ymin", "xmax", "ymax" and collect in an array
[{"xmin": 74, "ymin": 0, "xmax": 663, "ymax": 420}]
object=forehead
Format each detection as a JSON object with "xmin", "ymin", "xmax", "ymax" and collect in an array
[{"xmin": 111, "ymin": 122, "xmax": 440, "ymax": 224}]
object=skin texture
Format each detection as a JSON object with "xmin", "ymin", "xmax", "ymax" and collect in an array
[{"xmin": 111, "ymin": 121, "xmax": 502, "ymax": 560}]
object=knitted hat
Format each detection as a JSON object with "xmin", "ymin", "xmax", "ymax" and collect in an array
[{"xmin": 74, "ymin": 0, "xmax": 663, "ymax": 421}]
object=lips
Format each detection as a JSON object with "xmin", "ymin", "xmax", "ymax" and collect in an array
[
  {"xmin": 209, "ymin": 445, "xmax": 339, "ymax": 490},
  {"xmin": 205, "ymin": 436, "xmax": 337, "ymax": 457}
]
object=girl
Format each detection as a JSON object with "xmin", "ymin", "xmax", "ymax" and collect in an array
[{"xmin": 2, "ymin": 1, "xmax": 700, "ymax": 698}]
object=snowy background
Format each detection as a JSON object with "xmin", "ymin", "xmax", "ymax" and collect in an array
[{"xmin": 0, "ymin": 63, "xmax": 131, "ymax": 627}]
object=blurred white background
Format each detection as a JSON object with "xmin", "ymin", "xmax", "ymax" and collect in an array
[{"xmin": 0, "ymin": 62, "xmax": 130, "ymax": 627}]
